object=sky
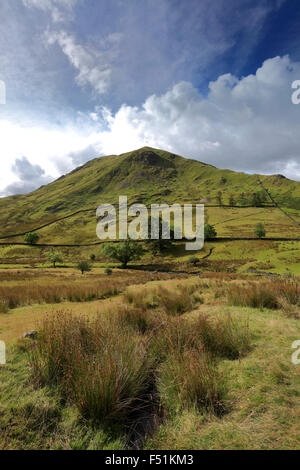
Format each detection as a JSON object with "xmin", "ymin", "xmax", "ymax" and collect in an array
[{"xmin": 1, "ymin": 0, "xmax": 300, "ymax": 195}]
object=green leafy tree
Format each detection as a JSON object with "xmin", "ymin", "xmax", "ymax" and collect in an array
[
  {"xmin": 77, "ymin": 260, "xmax": 92, "ymax": 275},
  {"xmin": 251, "ymin": 192, "xmax": 262, "ymax": 207},
  {"xmin": 102, "ymin": 240, "xmax": 144, "ymax": 268},
  {"xmin": 146, "ymin": 216, "xmax": 174, "ymax": 254},
  {"xmin": 204, "ymin": 224, "xmax": 217, "ymax": 240},
  {"xmin": 47, "ymin": 250, "xmax": 63, "ymax": 268},
  {"xmin": 217, "ymin": 191, "xmax": 223, "ymax": 206},
  {"xmin": 254, "ymin": 223, "xmax": 266, "ymax": 239},
  {"xmin": 239, "ymin": 192, "xmax": 248, "ymax": 206},
  {"xmin": 229, "ymin": 194, "xmax": 236, "ymax": 206},
  {"xmin": 24, "ymin": 232, "xmax": 39, "ymax": 245}
]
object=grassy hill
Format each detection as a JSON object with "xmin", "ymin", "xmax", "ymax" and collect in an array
[
  {"xmin": 1, "ymin": 149, "xmax": 300, "ymax": 451},
  {"xmin": 0, "ymin": 146, "xmax": 300, "ymax": 242}
]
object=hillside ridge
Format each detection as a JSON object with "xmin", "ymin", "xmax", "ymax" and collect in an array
[{"xmin": 0, "ymin": 146, "xmax": 299, "ymax": 241}]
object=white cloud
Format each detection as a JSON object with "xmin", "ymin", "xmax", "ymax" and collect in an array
[
  {"xmin": 95, "ymin": 55, "xmax": 300, "ymax": 179},
  {"xmin": 1, "ymin": 55, "xmax": 300, "ymax": 197},
  {"xmin": 0, "ymin": 117, "xmax": 101, "ymax": 194},
  {"xmin": 46, "ymin": 31, "xmax": 121, "ymax": 95},
  {"xmin": 22, "ymin": 0, "xmax": 78, "ymax": 23}
]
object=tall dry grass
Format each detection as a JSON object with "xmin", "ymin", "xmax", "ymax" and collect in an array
[
  {"xmin": 27, "ymin": 277, "xmax": 253, "ymax": 427},
  {"xmin": 0, "ymin": 271, "xmax": 176, "ymax": 311},
  {"xmin": 30, "ymin": 312, "xmax": 153, "ymax": 423},
  {"xmin": 227, "ymin": 280, "xmax": 300, "ymax": 310},
  {"xmin": 157, "ymin": 349, "xmax": 227, "ymax": 415},
  {"xmin": 0, "ymin": 281, "xmax": 120, "ymax": 310},
  {"xmin": 124, "ymin": 279, "xmax": 203, "ymax": 316},
  {"xmin": 194, "ymin": 313, "xmax": 251, "ymax": 359}
]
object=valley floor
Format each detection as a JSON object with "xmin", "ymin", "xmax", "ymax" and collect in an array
[{"xmin": 0, "ymin": 267, "xmax": 300, "ymax": 450}]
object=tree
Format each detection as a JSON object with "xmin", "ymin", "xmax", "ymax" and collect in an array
[
  {"xmin": 239, "ymin": 192, "xmax": 248, "ymax": 206},
  {"xmin": 101, "ymin": 240, "xmax": 144, "ymax": 268},
  {"xmin": 204, "ymin": 224, "xmax": 217, "ymax": 240},
  {"xmin": 47, "ymin": 250, "xmax": 63, "ymax": 268},
  {"xmin": 251, "ymin": 192, "xmax": 262, "ymax": 207},
  {"xmin": 217, "ymin": 191, "xmax": 223, "ymax": 206},
  {"xmin": 229, "ymin": 194, "xmax": 236, "ymax": 206},
  {"xmin": 90, "ymin": 253, "xmax": 96, "ymax": 261},
  {"xmin": 146, "ymin": 216, "xmax": 174, "ymax": 254},
  {"xmin": 254, "ymin": 223, "xmax": 266, "ymax": 239},
  {"xmin": 24, "ymin": 232, "xmax": 39, "ymax": 245},
  {"xmin": 77, "ymin": 260, "xmax": 92, "ymax": 275},
  {"xmin": 188, "ymin": 256, "xmax": 199, "ymax": 266}
]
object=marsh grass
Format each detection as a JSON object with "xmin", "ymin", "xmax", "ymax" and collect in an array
[
  {"xmin": 227, "ymin": 280, "xmax": 300, "ymax": 310},
  {"xmin": 194, "ymin": 313, "xmax": 251, "ymax": 359},
  {"xmin": 0, "ymin": 271, "xmax": 175, "ymax": 311},
  {"xmin": 157, "ymin": 349, "xmax": 227, "ymax": 415},
  {"xmin": 124, "ymin": 279, "xmax": 203, "ymax": 316},
  {"xmin": 30, "ymin": 313, "xmax": 153, "ymax": 423},
  {"xmin": 28, "ymin": 305, "xmax": 248, "ymax": 426}
]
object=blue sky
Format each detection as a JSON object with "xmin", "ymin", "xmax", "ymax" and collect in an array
[{"xmin": 1, "ymin": 0, "xmax": 300, "ymax": 194}]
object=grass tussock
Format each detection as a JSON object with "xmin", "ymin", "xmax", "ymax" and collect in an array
[
  {"xmin": 124, "ymin": 280, "xmax": 203, "ymax": 316},
  {"xmin": 227, "ymin": 280, "xmax": 300, "ymax": 310},
  {"xmin": 157, "ymin": 350, "xmax": 227, "ymax": 415},
  {"xmin": 150, "ymin": 313, "xmax": 250, "ymax": 361},
  {"xmin": 194, "ymin": 314, "xmax": 251, "ymax": 359},
  {"xmin": 22, "ymin": 272, "xmax": 255, "ymax": 441},
  {"xmin": 28, "ymin": 305, "xmax": 250, "ymax": 426},
  {"xmin": 30, "ymin": 312, "xmax": 152, "ymax": 423},
  {"xmin": 0, "ymin": 282, "xmax": 120, "ymax": 310},
  {"xmin": 114, "ymin": 304, "xmax": 165, "ymax": 334},
  {"xmin": 0, "ymin": 271, "xmax": 175, "ymax": 311}
]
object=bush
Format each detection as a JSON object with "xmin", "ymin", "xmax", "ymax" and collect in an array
[
  {"xmin": 204, "ymin": 224, "xmax": 217, "ymax": 240},
  {"xmin": 77, "ymin": 261, "xmax": 92, "ymax": 275},
  {"xmin": 254, "ymin": 223, "xmax": 266, "ymax": 238},
  {"xmin": 90, "ymin": 254, "xmax": 96, "ymax": 261},
  {"xmin": 24, "ymin": 232, "xmax": 40, "ymax": 245},
  {"xmin": 104, "ymin": 268, "xmax": 112, "ymax": 275},
  {"xmin": 188, "ymin": 256, "xmax": 199, "ymax": 266}
]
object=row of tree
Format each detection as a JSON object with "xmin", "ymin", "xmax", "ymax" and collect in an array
[
  {"xmin": 22, "ymin": 221, "xmax": 266, "ymax": 270},
  {"xmin": 216, "ymin": 190, "xmax": 268, "ymax": 206}
]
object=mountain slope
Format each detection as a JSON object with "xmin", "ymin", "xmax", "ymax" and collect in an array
[{"xmin": 0, "ymin": 146, "xmax": 299, "ymax": 240}]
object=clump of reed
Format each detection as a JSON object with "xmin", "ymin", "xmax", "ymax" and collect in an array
[
  {"xmin": 30, "ymin": 312, "xmax": 153, "ymax": 423},
  {"xmin": 227, "ymin": 280, "xmax": 300, "ymax": 310}
]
